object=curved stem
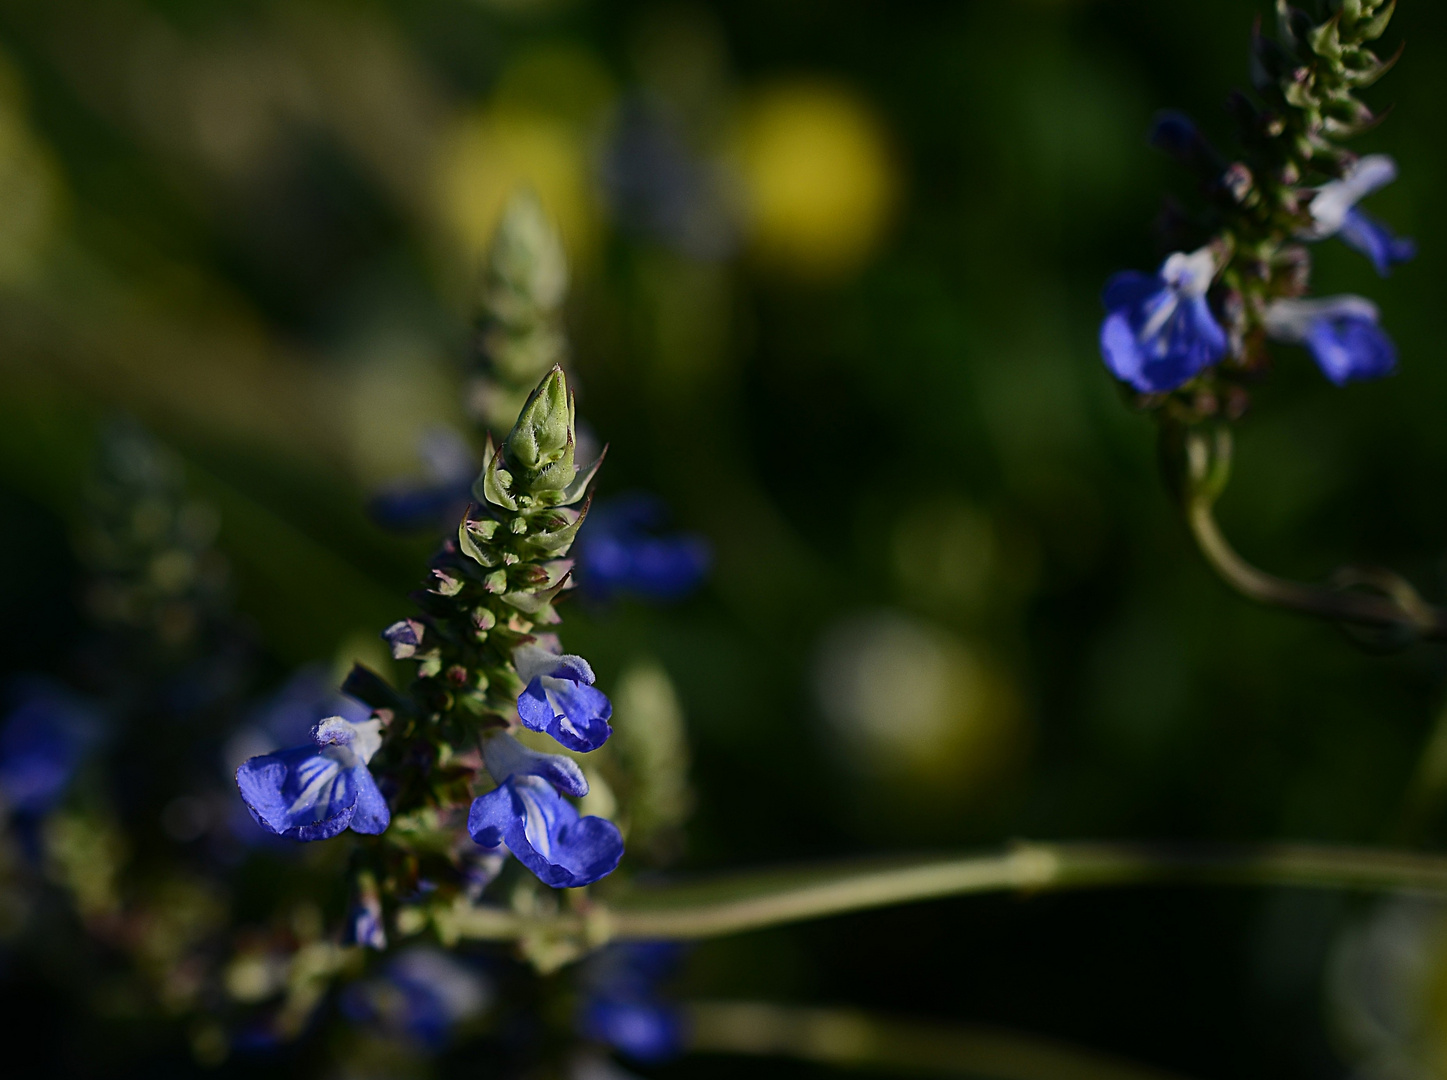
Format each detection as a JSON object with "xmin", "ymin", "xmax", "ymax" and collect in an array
[
  {"xmin": 1165, "ymin": 423, "xmax": 1447, "ymax": 639},
  {"xmin": 1186, "ymin": 495, "xmax": 1447, "ymax": 637},
  {"xmin": 429, "ymin": 841, "xmax": 1447, "ymax": 946},
  {"xmin": 686, "ymin": 1000, "xmax": 1189, "ymax": 1080}
]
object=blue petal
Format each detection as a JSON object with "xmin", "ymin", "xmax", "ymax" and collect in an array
[
  {"xmin": 1304, "ymin": 316, "xmax": 1398, "ymax": 386},
  {"xmin": 235, "ymin": 743, "xmax": 388, "ymax": 841},
  {"xmin": 1101, "ymin": 270, "xmax": 1161, "ymax": 313},
  {"xmin": 1100, "ymin": 282, "xmax": 1225, "ymax": 393},
  {"xmin": 581, "ymin": 999, "xmax": 686, "ymax": 1063},
  {"xmin": 468, "ymin": 776, "xmax": 623, "ymax": 888},
  {"xmin": 367, "ymin": 479, "xmax": 472, "ymax": 534},
  {"xmin": 348, "ymin": 766, "xmax": 392, "ymax": 834},
  {"xmin": 0, "ymin": 681, "xmax": 99, "ymax": 815},
  {"xmin": 1338, "ymin": 208, "xmax": 1417, "ymax": 277},
  {"xmin": 482, "ymin": 731, "xmax": 589, "ymax": 797},
  {"xmin": 517, "ymin": 676, "xmax": 614, "ymax": 752}
]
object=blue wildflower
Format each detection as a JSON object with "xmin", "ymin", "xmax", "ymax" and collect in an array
[
  {"xmin": 578, "ymin": 495, "xmax": 711, "ymax": 603},
  {"xmin": 0, "ymin": 679, "xmax": 100, "ymax": 817},
  {"xmin": 579, "ymin": 943, "xmax": 688, "ymax": 1063},
  {"xmin": 1303, "ymin": 155, "xmax": 1416, "ymax": 276},
  {"xmin": 468, "ymin": 733, "xmax": 622, "ymax": 888},
  {"xmin": 340, "ymin": 948, "xmax": 491, "ymax": 1049},
  {"xmin": 1099, "ymin": 247, "xmax": 1227, "ymax": 393},
  {"xmin": 368, "ymin": 428, "xmax": 476, "ymax": 533},
  {"xmin": 235, "ymin": 716, "xmax": 390, "ymax": 841},
  {"xmin": 1264, "ymin": 296, "xmax": 1398, "ymax": 386},
  {"xmin": 513, "ymin": 643, "xmax": 613, "ymax": 753}
]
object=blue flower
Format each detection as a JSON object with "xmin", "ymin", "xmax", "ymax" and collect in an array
[
  {"xmin": 344, "ymin": 879, "xmax": 387, "ymax": 951},
  {"xmin": 235, "ymin": 716, "xmax": 390, "ymax": 841},
  {"xmin": 367, "ymin": 427, "xmax": 476, "ymax": 534},
  {"xmin": 468, "ymin": 733, "xmax": 622, "ymax": 888},
  {"xmin": 1099, "ymin": 247, "xmax": 1227, "ymax": 393},
  {"xmin": 1264, "ymin": 296, "xmax": 1398, "ymax": 386},
  {"xmin": 513, "ymin": 644, "xmax": 613, "ymax": 753},
  {"xmin": 578, "ymin": 495, "xmax": 712, "ymax": 603},
  {"xmin": 0, "ymin": 679, "xmax": 100, "ymax": 817},
  {"xmin": 1303, "ymin": 155, "xmax": 1416, "ymax": 276},
  {"xmin": 578, "ymin": 943, "xmax": 688, "ymax": 1063},
  {"xmin": 340, "ymin": 948, "xmax": 491, "ymax": 1049}
]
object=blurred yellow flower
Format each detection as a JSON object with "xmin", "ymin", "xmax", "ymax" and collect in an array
[
  {"xmin": 732, "ymin": 80, "xmax": 899, "ymax": 280},
  {"xmin": 436, "ymin": 105, "xmax": 598, "ymax": 270}
]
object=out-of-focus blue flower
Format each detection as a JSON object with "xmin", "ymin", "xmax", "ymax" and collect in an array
[
  {"xmin": 1302, "ymin": 155, "xmax": 1416, "ymax": 276},
  {"xmin": 1099, "ymin": 247, "xmax": 1226, "ymax": 393},
  {"xmin": 468, "ymin": 774, "xmax": 622, "ymax": 889},
  {"xmin": 368, "ymin": 427, "xmax": 476, "ymax": 533},
  {"xmin": 340, "ymin": 948, "xmax": 491, "ymax": 1049},
  {"xmin": 344, "ymin": 878, "xmax": 387, "ymax": 951},
  {"xmin": 235, "ymin": 716, "xmax": 390, "ymax": 841},
  {"xmin": 513, "ymin": 644, "xmax": 613, "ymax": 753},
  {"xmin": 1264, "ymin": 296, "xmax": 1398, "ymax": 386},
  {"xmin": 578, "ymin": 943, "xmax": 687, "ymax": 1063},
  {"xmin": 225, "ymin": 667, "xmax": 374, "ymax": 848},
  {"xmin": 0, "ymin": 679, "xmax": 100, "ymax": 817},
  {"xmin": 1148, "ymin": 110, "xmax": 1223, "ymax": 177},
  {"xmin": 1338, "ymin": 209, "xmax": 1417, "ymax": 277},
  {"xmin": 578, "ymin": 495, "xmax": 711, "ymax": 603}
]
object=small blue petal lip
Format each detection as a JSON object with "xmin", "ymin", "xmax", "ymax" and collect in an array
[
  {"xmin": 1338, "ymin": 208, "xmax": 1417, "ymax": 277},
  {"xmin": 1305, "ymin": 315, "xmax": 1398, "ymax": 386},
  {"xmin": 468, "ymin": 775, "xmax": 623, "ymax": 889}
]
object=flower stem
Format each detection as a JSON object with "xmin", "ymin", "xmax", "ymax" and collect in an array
[
  {"xmin": 1185, "ymin": 495, "xmax": 1447, "ymax": 638},
  {"xmin": 1173, "ymin": 424, "xmax": 1447, "ymax": 641},
  {"xmin": 686, "ymin": 1000, "xmax": 1188, "ymax": 1080},
  {"xmin": 432, "ymin": 841, "xmax": 1447, "ymax": 946}
]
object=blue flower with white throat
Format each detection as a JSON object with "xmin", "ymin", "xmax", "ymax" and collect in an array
[
  {"xmin": 1263, "ymin": 295, "xmax": 1397, "ymax": 386},
  {"xmin": 468, "ymin": 731, "xmax": 623, "ymax": 888},
  {"xmin": 235, "ymin": 715, "xmax": 390, "ymax": 841},
  {"xmin": 1099, "ymin": 247, "xmax": 1227, "ymax": 393},
  {"xmin": 1302, "ymin": 155, "xmax": 1416, "ymax": 276},
  {"xmin": 513, "ymin": 642, "xmax": 613, "ymax": 753}
]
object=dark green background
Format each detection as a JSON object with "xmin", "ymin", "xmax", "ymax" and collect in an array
[{"xmin": 2, "ymin": 1, "xmax": 1443, "ymax": 1076}]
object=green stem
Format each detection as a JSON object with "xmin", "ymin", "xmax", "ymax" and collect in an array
[
  {"xmin": 686, "ymin": 1000, "xmax": 1188, "ymax": 1080},
  {"xmin": 430, "ymin": 841, "xmax": 1447, "ymax": 946},
  {"xmin": 1186, "ymin": 495, "xmax": 1447, "ymax": 638},
  {"xmin": 1174, "ymin": 424, "xmax": 1447, "ymax": 640}
]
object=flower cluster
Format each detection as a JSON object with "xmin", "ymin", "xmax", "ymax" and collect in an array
[
  {"xmin": 236, "ymin": 366, "xmax": 625, "ymax": 910},
  {"xmin": 1100, "ymin": 1, "xmax": 1412, "ymax": 410}
]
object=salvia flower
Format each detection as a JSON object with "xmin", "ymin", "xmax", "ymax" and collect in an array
[
  {"xmin": 514, "ymin": 643, "xmax": 614, "ymax": 753},
  {"xmin": 468, "ymin": 774, "xmax": 623, "ymax": 889},
  {"xmin": 235, "ymin": 716, "xmax": 390, "ymax": 841},
  {"xmin": 340, "ymin": 948, "xmax": 491, "ymax": 1049},
  {"xmin": 1099, "ymin": 247, "xmax": 1227, "ymax": 393},
  {"xmin": 1302, "ymin": 155, "xmax": 1416, "ymax": 276},
  {"xmin": 368, "ymin": 428, "xmax": 476, "ymax": 533},
  {"xmin": 1263, "ymin": 296, "xmax": 1397, "ymax": 386},
  {"xmin": 578, "ymin": 942, "xmax": 688, "ymax": 1063},
  {"xmin": 0, "ymin": 679, "xmax": 100, "ymax": 817},
  {"xmin": 577, "ymin": 494, "xmax": 712, "ymax": 603}
]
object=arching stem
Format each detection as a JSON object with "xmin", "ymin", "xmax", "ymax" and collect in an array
[{"xmin": 1172, "ymin": 424, "xmax": 1447, "ymax": 640}]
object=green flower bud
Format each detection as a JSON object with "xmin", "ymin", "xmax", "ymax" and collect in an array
[{"xmin": 502, "ymin": 366, "xmax": 576, "ymax": 495}]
